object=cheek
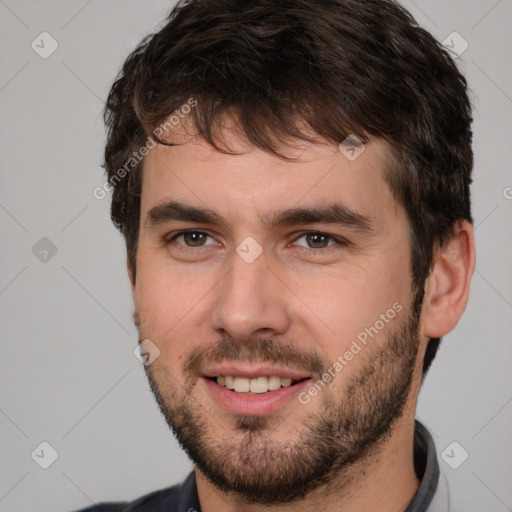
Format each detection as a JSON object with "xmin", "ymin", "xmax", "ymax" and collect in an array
[
  {"xmin": 134, "ymin": 251, "xmax": 225, "ymax": 356},
  {"xmin": 135, "ymin": 259, "xmax": 198, "ymax": 335},
  {"xmin": 135, "ymin": 266, "xmax": 206, "ymax": 372},
  {"xmin": 289, "ymin": 252, "xmax": 411, "ymax": 358}
]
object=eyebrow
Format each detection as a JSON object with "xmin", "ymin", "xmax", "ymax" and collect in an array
[{"xmin": 145, "ymin": 200, "xmax": 374, "ymax": 234}]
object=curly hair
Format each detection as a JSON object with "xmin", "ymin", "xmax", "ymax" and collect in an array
[{"xmin": 103, "ymin": 0, "xmax": 473, "ymax": 376}]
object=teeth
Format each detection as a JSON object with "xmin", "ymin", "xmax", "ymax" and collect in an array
[
  {"xmin": 233, "ymin": 377, "xmax": 250, "ymax": 392},
  {"xmin": 214, "ymin": 375, "xmax": 300, "ymax": 393},
  {"xmin": 268, "ymin": 376, "xmax": 282, "ymax": 390},
  {"xmin": 225, "ymin": 376, "xmax": 234, "ymax": 390},
  {"xmin": 250, "ymin": 377, "xmax": 268, "ymax": 394}
]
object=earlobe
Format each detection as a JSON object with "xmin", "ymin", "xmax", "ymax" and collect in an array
[{"xmin": 422, "ymin": 220, "xmax": 476, "ymax": 338}]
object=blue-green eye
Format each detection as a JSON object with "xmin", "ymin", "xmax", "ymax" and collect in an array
[
  {"xmin": 295, "ymin": 231, "xmax": 336, "ymax": 249},
  {"xmin": 294, "ymin": 232, "xmax": 341, "ymax": 249},
  {"xmin": 164, "ymin": 229, "xmax": 347, "ymax": 255},
  {"xmin": 168, "ymin": 230, "xmax": 216, "ymax": 247}
]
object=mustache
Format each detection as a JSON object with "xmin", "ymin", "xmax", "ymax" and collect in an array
[{"xmin": 183, "ymin": 337, "xmax": 328, "ymax": 381}]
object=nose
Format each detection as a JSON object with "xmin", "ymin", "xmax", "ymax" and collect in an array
[{"xmin": 210, "ymin": 247, "xmax": 291, "ymax": 343}]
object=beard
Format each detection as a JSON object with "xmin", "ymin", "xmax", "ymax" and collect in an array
[{"xmin": 140, "ymin": 294, "xmax": 422, "ymax": 505}]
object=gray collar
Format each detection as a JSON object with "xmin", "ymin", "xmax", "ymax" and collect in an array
[{"xmin": 405, "ymin": 420, "xmax": 441, "ymax": 511}]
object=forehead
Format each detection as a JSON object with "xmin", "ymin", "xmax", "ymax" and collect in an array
[{"xmin": 140, "ymin": 129, "xmax": 402, "ymax": 234}]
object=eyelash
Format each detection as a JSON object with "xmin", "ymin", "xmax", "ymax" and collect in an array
[{"xmin": 165, "ymin": 229, "xmax": 349, "ymax": 255}]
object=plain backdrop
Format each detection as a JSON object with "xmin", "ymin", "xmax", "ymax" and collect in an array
[{"xmin": 1, "ymin": 1, "xmax": 511, "ymax": 511}]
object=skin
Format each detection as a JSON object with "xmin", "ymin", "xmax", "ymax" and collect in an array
[{"xmin": 129, "ymin": 120, "xmax": 475, "ymax": 512}]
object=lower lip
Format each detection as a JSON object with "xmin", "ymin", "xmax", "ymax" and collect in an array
[{"xmin": 202, "ymin": 377, "xmax": 312, "ymax": 415}]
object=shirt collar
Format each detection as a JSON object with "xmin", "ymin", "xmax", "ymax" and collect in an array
[
  {"xmin": 405, "ymin": 420, "xmax": 441, "ymax": 511},
  {"xmin": 178, "ymin": 470, "xmax": 201, "ymax": 512}
]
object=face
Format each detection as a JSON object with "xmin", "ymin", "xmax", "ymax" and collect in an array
[{"xmin": 131, "ymin": 126, "xmax": 425, "ymax": 504}]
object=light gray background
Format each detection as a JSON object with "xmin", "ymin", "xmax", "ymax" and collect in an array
[{"xmin": 0, "ymin": 1, "xmax": 511, "ymax": 511}]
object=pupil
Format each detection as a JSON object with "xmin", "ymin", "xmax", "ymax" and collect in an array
[
  {"xmin": 185, "ymin": 232, "xmax": 205, "ymax": 246},
  {"xmin": 307, "ymin": 233, "xmax": 327, "ymax": 248}
]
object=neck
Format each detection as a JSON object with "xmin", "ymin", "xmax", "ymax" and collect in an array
[{"xmin": 195, "ymin": 412, "xmax": 420, "ymax": 512}]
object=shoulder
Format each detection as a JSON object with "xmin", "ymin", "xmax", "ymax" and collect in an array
[{"xmin": 71, "ymin": 482, "xmax": 182, "ymax": 512}]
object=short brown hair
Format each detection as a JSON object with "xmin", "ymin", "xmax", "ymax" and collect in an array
[{"xmin": 103, "ymin": 0, "xmax": 473, "ymax": 375}]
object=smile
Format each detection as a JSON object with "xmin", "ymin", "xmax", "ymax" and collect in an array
[
  {"xmin": 202, "ymin": 375, "xmax": 312, "ymax": 415},
  {"xmin": 209, "ymin": 375, "xmax": 305, "ymax": 394}
]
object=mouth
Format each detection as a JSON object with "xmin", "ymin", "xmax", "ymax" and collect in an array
[
  {"xmin": 201, "ymin": 369, "xmax": 313, "ymax": 415},
  {"xmin": 205, "ymin": 375, "xmax": 308, "ymax": 394}
]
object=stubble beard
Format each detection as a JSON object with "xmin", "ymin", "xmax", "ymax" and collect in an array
[{"xmin": 141, "ymin": 299, "xmax": 422, "ymax": 505}]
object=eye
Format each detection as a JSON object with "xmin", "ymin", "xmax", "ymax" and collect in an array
[
  {"xmin": 293, "ymin": 231, "xmax": 346, "ymax": 251},
  {"xmin": 166, "ymin": 230, "xmax": 217, "ymax": 248}
]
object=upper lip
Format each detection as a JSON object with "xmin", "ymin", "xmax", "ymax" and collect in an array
[{"xmin": 201, "ymin": 364, "xmax": 311, "ymax": 381}]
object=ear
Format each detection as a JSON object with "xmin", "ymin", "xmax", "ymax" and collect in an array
[
  {"xmin": 422, "ymin": 220, "xmax": 476, "ymax": 338},
  {"xmin": 127, "ymin": 261, "xmax": 138, "ymax": 327}
]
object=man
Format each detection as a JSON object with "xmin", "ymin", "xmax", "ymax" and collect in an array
[{"xmin": 78, "ymin": 0, "xmax": 475, "ymax": 510}]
